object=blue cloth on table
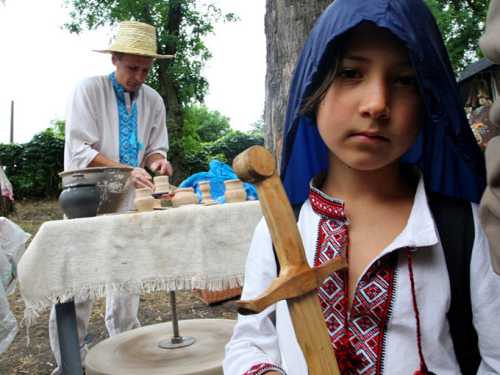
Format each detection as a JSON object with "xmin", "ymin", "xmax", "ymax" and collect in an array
[{"xmin": 179, "ymin": 160, "xmax": 258, "ymax": 204}]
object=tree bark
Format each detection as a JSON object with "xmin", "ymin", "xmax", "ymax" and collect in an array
[
  {"xmin": 157, "ymin": 1, "xmax": 184, "ymax": 181},
  {"xmin": 264, "ymin": 0, "xmax": 333, "ymax": 162}
]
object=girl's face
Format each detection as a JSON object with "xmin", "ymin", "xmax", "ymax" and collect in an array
[{"xmin": 316, "ymin": 23, "xmax": 422, "ymax": 172}]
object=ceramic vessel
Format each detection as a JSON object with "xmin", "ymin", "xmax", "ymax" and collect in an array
[
  {"xmin": 171, "ymin": 187, "xmax": 198, "ymax": 207},
  {"xmin": 154, "ymin": 176, "xmax": 170, "ymax": 193},
  {"xmin": 59, "ymin": 167, "xmax": 132, "ymax": 215},
  {"xmin": 134, "ymin": 188, "xmax": 155, "ymax": 212},
  {"xmin": 224, "ymin": 179, "xmax": 247, "ymax": 203},
  {"xmin": 198, "ymin": 181, "xmax": 212, "ymax": 204},
  {"xmin": 59, "ymin": 184, "xmax": 100, "ymax": 218}
]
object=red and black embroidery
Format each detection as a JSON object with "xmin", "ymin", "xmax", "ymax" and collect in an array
[
  {"xmin": 310, "ymin": 187, "xmax": 397, "ymax": 375},
  {"xmin": 244, "ymin": 362, "xmax": 285, "ymax": 375}
]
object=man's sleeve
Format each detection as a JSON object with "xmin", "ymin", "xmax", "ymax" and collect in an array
[
  {"xmin": 144, "ymin": 97, "xmax": 168, "ymax": 160},
  {"xmin": 470, "ymin": 204, "xmax": 500, "ymax": 373},
  {"xmin": 64, "ymin": 79, "xmax": 100, "ymax": 170},
  {"xmin": 479, "ymin": 136, "xmax": 500, "ymax": 274},
  {"xmin": 478, "ymin": 0, "xmax": 500, "ymax": 274}
]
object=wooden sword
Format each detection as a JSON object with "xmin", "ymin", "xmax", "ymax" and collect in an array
[{"xmin": 233, "ymin": 145, "xmax": 347, "ymax": 375}]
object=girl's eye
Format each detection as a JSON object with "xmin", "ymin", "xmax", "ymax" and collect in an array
[
  {"xmin": 395, "ymin": 75, "xmax": 417, "ymax": 87},
  {"xmin": 337, "ymin": 68, "xmax": 361, "ymax": 80}
]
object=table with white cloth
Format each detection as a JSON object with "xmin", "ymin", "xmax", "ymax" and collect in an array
[{"xmin": 17, "ymin": 201, "xmax": 262, "ymax": 374}]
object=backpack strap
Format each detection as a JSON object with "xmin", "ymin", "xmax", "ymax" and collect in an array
[{"xmin": 428, "ymin": 193, "xmax": 480, "ymax": 375}]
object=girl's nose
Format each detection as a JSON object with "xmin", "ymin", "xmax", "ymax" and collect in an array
[{"xmin": 359, "ymin": 79, "xmax": 391, "ymax": 120}]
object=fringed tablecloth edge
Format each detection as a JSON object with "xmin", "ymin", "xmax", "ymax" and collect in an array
[{"xmin": 21, "ymin": 274, "xmax": 244, "ymax": 328}]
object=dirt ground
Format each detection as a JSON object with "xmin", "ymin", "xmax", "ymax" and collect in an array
[{"xmin": 0, "ymin": 199, "xmax": 238, "ymax": 374}]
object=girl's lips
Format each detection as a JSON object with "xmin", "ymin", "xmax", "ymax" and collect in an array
[{"xmin": 349, "ymin": 132, "xmax": 389, "ymax": 143}]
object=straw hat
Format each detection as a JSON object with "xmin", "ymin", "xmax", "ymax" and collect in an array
[{"xmin": 95, "ymin": 21, "xmax": 174, "ymax": 59}]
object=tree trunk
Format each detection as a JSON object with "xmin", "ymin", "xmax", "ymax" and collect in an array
[
  {"xmin": 264, "ymin": 0, "xmax": 333, "ymax": 163},
  {"xmin": 157, "ymin": 0, "xmax": 185, "ymax": 182}
]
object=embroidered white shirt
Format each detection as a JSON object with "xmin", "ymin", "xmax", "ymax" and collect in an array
[
  {"xmin": 63, "ymin": 75, "xmax": 169, "ymax": 211},
  {"xmin": 223, "ymin": 179, "xmax": 500, "ymax": 375},
  {"xmin": 64, "ymin": 75, "xmax": 168, "ymax": 171}
]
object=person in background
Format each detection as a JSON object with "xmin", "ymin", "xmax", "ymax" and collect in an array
[
  {"xmin": 469, "ymin": 93, "xmax": 500, "ymax": 149},
  {"xmin": 49, "ymin": 20, "xmax": 173, "ymax": 374},
  {"xmin": 479, "ymin": 0, "xmax": 500, "ymax": 275}
]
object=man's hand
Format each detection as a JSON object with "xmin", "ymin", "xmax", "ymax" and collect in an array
[
  {"xmin": 131, "ymin": 167, "xmax": 154, "ymax": 189},
  {"xmin": 149, "ymin": 158, "xmax": 173, "ymax": 176}
]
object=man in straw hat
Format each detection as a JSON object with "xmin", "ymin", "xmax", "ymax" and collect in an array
[{"xmin": 49, "ymin": 20, "xmax": 174, "ymax": 374}]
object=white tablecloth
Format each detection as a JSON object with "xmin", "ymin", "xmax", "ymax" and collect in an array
[{"xmin": 18, "ymin": 201, "xmax": 262, "ymax": 324}]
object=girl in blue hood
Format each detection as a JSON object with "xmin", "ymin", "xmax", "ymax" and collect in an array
[{"xmin": 224, "ymin": 1, "xmax": 500, "ymax": 374}]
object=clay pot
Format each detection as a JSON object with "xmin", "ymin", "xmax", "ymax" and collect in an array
[
  {"xmin": 59, "ymin": 184, "xmax": 100, "ymax": 219},
  {"xmin": 154, "ymin": 176, "xmax": 170, "ymax": 194},
  {"xmin": 198, "ymin": 181, "xmax": 212, "ymax": 204},
  {"xmin": 59, "ymin": 167, "xmax": 132, "ymax": 215},
  {"xmin": 134, "ymin": 188, "xmax": 154, "ymax": 212},
  {"xmin": 224, "ymin": 179, "xmax": 247, "ymax": 203},
  {"xmin": 171, "ymin": 187, "xmax": 198, "ymax": 207}
]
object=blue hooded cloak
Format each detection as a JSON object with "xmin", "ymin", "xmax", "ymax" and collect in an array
[{"xmin": 280, "ymin": 0, "xmax": 486, "ymax": 205}]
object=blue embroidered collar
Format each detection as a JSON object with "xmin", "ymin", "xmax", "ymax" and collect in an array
[{"xmin": 109, "ymin": 72, "xmax": 143, "ymax": 167}]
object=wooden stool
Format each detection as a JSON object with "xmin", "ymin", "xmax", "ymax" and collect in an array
[{"xmin": 85, "ymin": 319, "xmax": 236, "ymax": 375}]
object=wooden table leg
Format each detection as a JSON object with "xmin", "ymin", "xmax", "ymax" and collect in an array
[{"xmin": 55, "ymin": 301, "xmax": 83, "ymax": 375}]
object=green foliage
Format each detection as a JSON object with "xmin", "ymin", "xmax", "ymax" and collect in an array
[
  {"xmin": 425, "ymin": 0, "xmax": 489, "ymax": 72},
  {"xmin": 249, "ymin": 117, "xmax": 265, "ymax": 138},
  {"xmin": 184, "ymin": 104, "xmax": 231, "ymax": 142},
  {"xmin": 206, "ymin": 130, "xmax": 265, "ymax": 165},
  {"xmin": 177, "ymin": 129, "xmax": 264, "ymax": 179},
  {"xmin": 170, "ymin": 105, "xmax": 251, "ymax": 180},
  {"xmin": 0, "ymin": 130, "xmax": 64, "ymax": 199},
  {"xmin": 50, "ymin": 119, "xmax": 66, "ymax": 139}
]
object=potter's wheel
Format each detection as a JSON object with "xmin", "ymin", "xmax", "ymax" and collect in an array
[{"xmin": 85, "ymin": 319, "xmax": 235, "ymax": 375}]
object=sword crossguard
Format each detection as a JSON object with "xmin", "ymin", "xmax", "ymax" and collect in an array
[{"xmin": 237, "ymin": 256, "xmax": 347, "ymax": 315}]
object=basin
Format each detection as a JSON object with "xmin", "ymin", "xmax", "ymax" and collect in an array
[{"xmin": 58, "ymin": 167, "xmax": 132, "ymax": 218}]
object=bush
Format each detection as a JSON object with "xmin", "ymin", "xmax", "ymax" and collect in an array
[
  {"xmin": 174, "ymin": 130, "xmax": 264, "ymax": 181},
  {"xmin": 0, "ymin": 129, "xmax": 64, "ymax": 199},
  {"xmin": 206, "ymin": 130, "xmax": 265, "ymax": 164},
  {"xmin": 0, "ymin": 121, "xmax": 264, "ymax": 198}
]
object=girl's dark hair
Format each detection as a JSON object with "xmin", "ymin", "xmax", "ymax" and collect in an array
[{"xmin": 300, "ymin": 38, "xmax": 346, "ymax": 117}]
